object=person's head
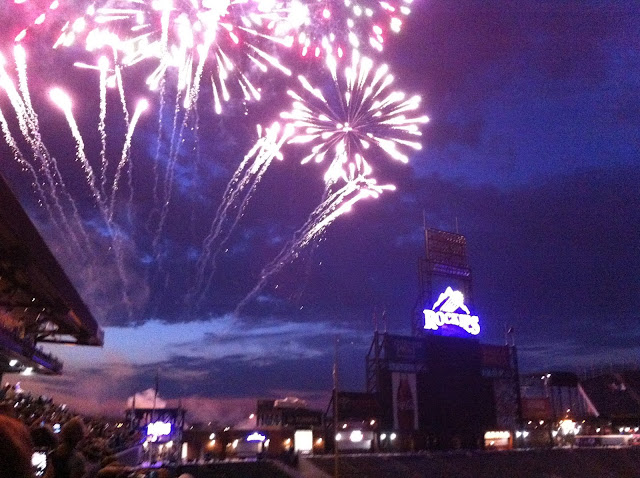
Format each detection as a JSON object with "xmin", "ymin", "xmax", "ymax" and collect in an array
[
  {"xmin": 0, "ymin": 401, "xmax": 16, "ymax": 417},
  {"xmin": 30, "ymin": 425, "xmax": 58, "ymax": 450},
  {"xmin": 0, "ymin": 415, "xmax": 35, "ymax": 478},
  {"xmin": 60, "ymin": 417, "xmax": 85, "ymax": 448},
  {"xmin": 82, "ymin": 440, "xmax": 103, "ymax": 463}
]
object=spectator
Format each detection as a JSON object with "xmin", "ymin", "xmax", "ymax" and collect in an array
[
  {"xmin": 31, "ymin": 425, "xmax": 58, "ymax": 451},
  {"xmin": 81, "ymin": 441, "xmax": 103, "ymax": 478},
  {"xmin": 0, "ymin": 414, "xmax": 35, "ymax": 478},
  {"xmin": 50, "ymin": 417, "xmax": 86, "ymax": 478}
]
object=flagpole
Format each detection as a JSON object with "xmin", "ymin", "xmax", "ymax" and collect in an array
[{"xmin": 153, "ymin": 369, "xmax": 159, "ymax": 423}]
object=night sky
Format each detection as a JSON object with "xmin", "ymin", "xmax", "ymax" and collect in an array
[{"xmin": 1, "ymin": 0, "xmax": 639, "ymax": 424}]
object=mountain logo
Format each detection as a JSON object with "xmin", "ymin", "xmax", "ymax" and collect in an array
[{"xmin": 423, "ymin": 287, "xmax": 480, "ymax": 336}]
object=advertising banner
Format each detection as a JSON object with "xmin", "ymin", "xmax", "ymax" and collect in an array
[
  {"xmin": 385, "ymin": 335, "xmax": 428, "ymax": 364},
  {"xmin": 392, "ymin": 372, "xmax": 419, "ymax": 431},
  {"xmin": 481, "ymin": 344, "xmax": 513, "ymax": 370},
  {"xmin": 521, "ymin": 397, "xmax": 553, "ymax": 420}
]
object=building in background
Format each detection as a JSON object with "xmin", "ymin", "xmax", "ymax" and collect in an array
[
  {"xmin": 257, "ymin": 397, "xmax": 324, "ymax": 454},
  {"xmin": 325, "ymin": 391, "xmax": 381, "ymax": 451},
  {"xmin": 363, "ymin": 228, "xmax": 521, "ymax": 450},
  {"xmin": 126, "ymin": 404, "xmax": 186, "ymax": 463},
  {"xmin": 580, "ymin": 369, "xmax": 640, "ymax": 427}
]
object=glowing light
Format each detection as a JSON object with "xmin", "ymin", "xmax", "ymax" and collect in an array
[
  {"xmin": 484, "ymin": 431, "xmax": 511, "ymax": 440},
  {"xmin": 349, "ymin": 430, "xmax": 363, "ymax": 442},
  {"xmin": 423, "ymin": 287, "xmax": 480, "ymax": 336},
  {"xmin": 9, "ymin": 359, "xmax": 18, "ymax": 367},
  {"xmin": 559, "ymin": 419, "xmax": 577, "ymax": 435},
  {"xmin": 147, "ymin": 421, "xmax": 172, "ymax": 440},
  {"xmin": 49, "ymin": 87, "xmax": 72, "ymax": 110},
  {"xmin": 247, "ymin": 432, "xmax": 266, "ymax": 442}
]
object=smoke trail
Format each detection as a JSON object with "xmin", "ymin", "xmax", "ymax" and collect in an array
[
  {"xmin": 109, "ymin": 99, "xmax": 149, "ymax": 222},
  {"xmin": 190, "ymin": 123, "xmax": 292, "ymax": 304},
  {"xmin": 235, "ymin": 164, "xmax": 394, "ymax": 314}
]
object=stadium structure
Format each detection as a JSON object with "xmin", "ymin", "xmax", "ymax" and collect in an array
[
  {"xmin": 0, "ymin": 173, "xmax": 103, "ymax": 380},
  {"xmin": 358, "ymin": 228, "xmax": 522, "ymax": 450}
]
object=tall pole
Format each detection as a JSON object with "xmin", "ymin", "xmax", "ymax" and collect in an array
[
  {"xmin": 333, "ymin": 336, "xmax": 339, "ymax": 478},
  {"xmin": 152, "ymin": 369, "xmax": 159, "ymax": 424}
]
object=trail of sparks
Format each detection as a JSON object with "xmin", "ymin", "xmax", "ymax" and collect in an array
[
  {"xmin": 190, "ymin": 121, "xmax": 293, "ymax": 304},
  {"xmin": 151, "ymin": 86, "xmax": 187, "ymax": 260},
  {"xmin": 0, "ymin": 104, "xmax": 57, "ymax": 228},
  {"xmin": 109, "ymin": 98, "xmax": 149, "ymax": 222},
  {"xmin": 48, "ymin": 83, "xmax": 148, "ymax": 318},
  {"xmin": 1, "ymin": 49, "xmax": 150, "ymax": 317},
  {"xmin": 50, "ymin": 87, "xmax": 105, "ymax": 207},
  {"xmin": 98, "ymin": 56, "xmax": 109, "ymax": 198},
  {"xmin": 235, "ymin": 156, "xmax": 394, "ymax": 313},
  {"xmin": 0, "ymin": 50, "xmax": 92, "ymax": 257}
]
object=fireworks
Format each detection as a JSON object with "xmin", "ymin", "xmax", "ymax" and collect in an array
[
  {"xmin": 268, "ymin": 0, "xmax": 414, "ymax": 58},
  {"xmin": 53, "ymin": 0, "xmax": 292, "ymax": 113},
  {"xmin": 236, "ymin": 154, "xmax": 394, "ymax": 312},
  {"xmin": 11, "ymin": 0, "xmax": 66, "ymax": 43},
  {"xmin": 282, "ymin": 50, "xmax": 428, "ymax": 184},
  {"xmin": 190, "ymin": 121, "xmax": 294, "ymax": 304},
  {"xmin": 0, "ymin": 48, "xmax": 148, "ymax": 314},
  {"xmin": 0, "ymin": 0, "xmax": 428, "ymax": 315}
]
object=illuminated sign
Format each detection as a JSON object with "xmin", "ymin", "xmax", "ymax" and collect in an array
[
  {"xmin": 423, "ymin": 287, "xmax": 480, "ymax": 336},
  {"xmin": 484, "ymin": 431, "xmax": 511, "ymax": 440},
  {"xmin": 247, "ymin": 432, "xmax": 266, "ymax": 442},
  {"xmin": 147, "ymin": 421, "xmax": 172, "ymax": 441}
]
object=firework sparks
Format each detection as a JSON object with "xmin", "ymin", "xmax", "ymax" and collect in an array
[
  {"xmin": 0, "ymin": 48, "xmax": 149, "ymax": 315},
  {"xmin": 0, "ymin": 48, "xmax": 93, "ymax": 257},
  {"xmin": 55, "ymin": 0, "xmax": 292, "ymax": 113},
  {"xmin": 281, "ymin": 50, "xmax": 428, "ymax": 184},
  {"xmin": 190, "ymin": 121, "xmax": 294, "ymax": 304},
  {"xmin": 235, "ymin": 51, "xmax": 427, "ymax": 311},
  {"xmin": 267, "ymin": 0, "xmax": 414, "ymax": 58},
  {"xmin": 236, "ymin": 155, "xmax": 394, "ymax": 312},
  {"xmin": 11, "ymin": 0, "xmax": 65, "ymax": 43}
]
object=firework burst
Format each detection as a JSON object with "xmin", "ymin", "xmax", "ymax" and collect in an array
[
  {"xmin": 54, "ymin": 0, "xmax": 292, "ymax": 113},
  {"xmin": 267, "ymin": 0, "xmax": 414, "ymax": 59},
  {"xmin": 281, "ymin": 49, "xmax": 428, "ymax": 184}
]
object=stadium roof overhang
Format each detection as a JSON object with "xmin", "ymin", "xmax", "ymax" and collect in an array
[{"xmin": 0, "ymin": 174, "xmax": 104, "ymax": 375}]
